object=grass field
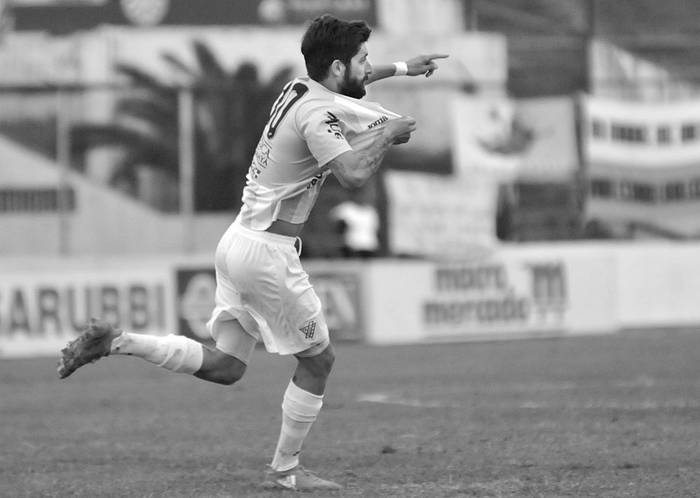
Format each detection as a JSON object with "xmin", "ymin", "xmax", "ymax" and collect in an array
[{"xmin": 3, "ymin": 330, "xmax": 700, "ymax": 497}]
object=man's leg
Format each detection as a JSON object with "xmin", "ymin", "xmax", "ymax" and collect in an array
[
  {"xmin": 271, "ymin": 344, "xmax": 335, "ymax": 470},
  {"xmin": 264, "ymin": 344, "xmax": 340, "ymax": 491},
  {"xmin": 58, "ymin": 318, "xmax": 252, "ymax": 385}
]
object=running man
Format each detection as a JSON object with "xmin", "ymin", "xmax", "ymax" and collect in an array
[{"xmin": 58, "ymin": 14, "xmax": 447, "ymax": 492}]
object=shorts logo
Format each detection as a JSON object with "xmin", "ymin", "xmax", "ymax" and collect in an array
[{"xmin": 299, "ymin": 320, "xmax": 317, "ymax": 339}]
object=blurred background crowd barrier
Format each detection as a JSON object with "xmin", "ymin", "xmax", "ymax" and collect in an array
[{"xmin": 3, "ymin": 0, "xmax": 700, "ymax": 356}]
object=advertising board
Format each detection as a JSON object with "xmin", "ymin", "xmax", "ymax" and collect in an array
[
  {"xmin": 0, "ymin": 261, "xmax": 173, "ymax": 357},
  {"xmin": 362, "ymin": 246, "xmax": 618, "ymax": 345}
]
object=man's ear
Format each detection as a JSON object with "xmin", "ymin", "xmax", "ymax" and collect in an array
[{"xmin": 330, "ymin": 60, "xmax": 345, "ymax": 78}]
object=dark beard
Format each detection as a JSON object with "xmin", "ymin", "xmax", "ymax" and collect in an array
[{"xmin": 340, "ymin": 70, "xmax": 366, "ymax": 99}]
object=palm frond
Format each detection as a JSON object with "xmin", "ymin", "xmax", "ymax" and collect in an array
[
  {"xmin": 192, "ymin": 39, "xmax": 227, "ymax": 83},
  {"xmin": 161, "ymin": 52, "xmax": 197, "ymax": 81},
  {"xmin": 69, "ymin": 123, "xmax": 178, "ymax": 171},
  {"xmin": 115, "ymin": 63, "xmax": 170, "ymax": 91},
  {"xmin": 114, "ymin": 97, "xmax": 178, "ymax": 136},
  {"xmin": 72, "ymin": 38, "xmax": 297, "ymax": 212},
  {"xmin": 233, "ymin": 62, "xmax": 259, "ymax": 83}
]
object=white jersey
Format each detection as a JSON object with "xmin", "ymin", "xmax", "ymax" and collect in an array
[{"xmin": 238, "ymin": 77, "xmax": 400, "ymax": 230}]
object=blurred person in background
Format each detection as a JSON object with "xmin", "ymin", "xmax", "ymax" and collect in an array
[
  {"xmin": 330, "ymin": 185, "xmax": 380, "ymax": 258},
  {"xmin": 58, "ymin": 14, "xmax": 447, "ymax": 492}
]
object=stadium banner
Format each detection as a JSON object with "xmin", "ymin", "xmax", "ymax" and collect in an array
[
  {"xmin": 361, "ymin": 245, "xmax": 618, "ymax": 345},
  {"xmin": 0, "ymin": 257, "xmax": 366, "ymax": 358},
  {"xmin": 582, "ymin": 95, "xmax": 700, "ymax": 237},
  {"xmin": 0, "ymin": 259, "xmax": 175, "ymax": 358},
  {"xmin": 384, "ymin": 171, "xmax": 497, "ymax": 257},
  {"xmin": 583, "ymin": 95, "xmax": 700, "ymax": 167},
  {"xmin": 614, "ymin": 244, "xmax": 700, "ymax": 330},
  {"xmin": 7, "ymin": 242, "xmax": 700, "ymax": 357},
  {"xmin": 451, "ymin": 94, "xmax": 579, "ymax": 181}
]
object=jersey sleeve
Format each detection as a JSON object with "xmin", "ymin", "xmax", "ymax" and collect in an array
[{"xmin": 296, "ymin": 101, "xmax": 353, "ymax": 168}]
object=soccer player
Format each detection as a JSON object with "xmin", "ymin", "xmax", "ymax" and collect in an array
[{"xmin": 58, "ymin": 14, "xmax": 447, "ymax": 492}]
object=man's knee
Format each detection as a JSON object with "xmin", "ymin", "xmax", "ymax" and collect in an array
[
  {"xmin": 319, "ymin": 346, "xmax": 335, "ymax": 375},
  {"xmin": 216, "ymin": 360, "xmax": 247, "ymax": 385},
  {"xmin": 196, "ymin": 349, "xmax": 247, "ymax": 385},
  {"xmin": 297, "ymin": 344, "xmax": 335, "ymax": 379}
]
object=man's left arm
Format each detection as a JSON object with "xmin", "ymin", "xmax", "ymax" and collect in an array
[{"xmin": 367, "ymin": 53, "xmax": 449, "ymax": 84}]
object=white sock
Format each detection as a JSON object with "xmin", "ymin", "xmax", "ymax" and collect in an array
[
  {"xmin": 110, "ymin": 332, "xmax": 203, "ymax": 374},
  {"xmin": 270, "ymin": 380, "xmax": 324, "ymax": 472}
]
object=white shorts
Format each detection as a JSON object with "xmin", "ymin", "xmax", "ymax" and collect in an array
[{"xmin": 206, "ymin": 220, "xmax": 330, "ymax": 362}]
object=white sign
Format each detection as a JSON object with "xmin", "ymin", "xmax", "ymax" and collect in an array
[
  {"xmin": 451, "ymin": 94, "xmax": 578, "ymax": 181},
  {"xmin": 583, "ymin": 95, "xmax": 700, "ymax": 237},
  {"xmin": 0, "ymin": 34, "xmax": 83, "ymax": 84},
  {"xmin": 362, "ymin": 245, "xmax": 618, "ymax": 345},
  {"xmin": 384, "ymin": 171, "xmax": 497, "ymax": 258},
  {"xmin": 0, "ymin": 264, "xmax": 173, "ymax": 358},
  {"xmin": 583, "ymin": 95, "xmax": 700, "ymax": 167}
]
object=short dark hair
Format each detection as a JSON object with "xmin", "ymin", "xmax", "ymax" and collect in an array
[{"xmin": 301, "ymin": 14, "xmax": 371, "ymax": 81}]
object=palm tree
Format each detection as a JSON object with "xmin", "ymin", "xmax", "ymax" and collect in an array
[{"xmin": 71, "ymin": 39, "xmax": 293, "ymax": 211}]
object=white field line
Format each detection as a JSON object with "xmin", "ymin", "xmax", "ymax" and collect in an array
[
  {"xmin": 356, "ymin": 393, "xmax": 459, "ymax": 408},
  {"xmin": 372, "ymin": 375, "xmax": 692, "ymax": 397},
  {"xmin": 358, "ymin": 374, "xmax": 700, "ymax": 411},
  {"xmin": 358, "ymin": 392, "xmax": 700, "ymax": 410},
  {"xmin": 483, "ymin": 376, "xmax": 662, "ymax": 392},
  {"xmin": 519, "ymin": 399, "xmax": 700, "ymax": 410}
]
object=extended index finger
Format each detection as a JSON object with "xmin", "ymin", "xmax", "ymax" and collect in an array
[{"xmin": 425, "ymin": 53, "xmax": 450, "ymax": 61}]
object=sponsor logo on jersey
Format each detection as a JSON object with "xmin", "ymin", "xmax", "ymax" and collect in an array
[
  {"xmin": 368, "ymin": 115, "xmax": 389, "ymax": 129},
  {"xmin": 305, "ymin": 172, "xmax": 324, "ymax": 190},
  {"xmin": 254, "ymin": 141, "xmax": 271, "ymax": 167},
  {"xmin": 324, "ymin": 111, "xmax": 344, "ymax": 140},
  {"xmin": 249, "ymin": 140, "xmax": 271, "ymax": 179}
]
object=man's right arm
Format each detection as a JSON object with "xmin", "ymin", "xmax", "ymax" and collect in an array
[
  {"xmin": 327, "ymin": 116, "xmax": 416, "ymax": 189},
  {"xmin": 366, "ymin": 54, "xmax": 449, "ymax": 84}
]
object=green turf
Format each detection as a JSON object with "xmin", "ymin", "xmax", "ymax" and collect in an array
[{"xmin": 3, "ymin": 330, "xmax": 700, "ymax": 497}]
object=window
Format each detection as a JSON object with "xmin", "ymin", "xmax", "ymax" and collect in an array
[
  {"xmin": 620, "ymin": 182, "xmax": 656, "ymax": 203},
  {"xmin": 689, "ymin": 178, "xmax": 700, "ymax": 199},
  {"xmin": 611, "ymin": 123, "xmax": 647, "ymax": 143},
  {"xmin": 657, "ymin": 126, "xmax": 672, "ymax": 144},
  {"xmin": 590, "ymin": 178, "xmax": 613, "ymax": 198},
  {"xmin": 619, "ymin": 182, "xmax": 631, "ymax": 199},
  {"xmin": 591, "ymin": 119, "xmax": 606, "ymax": 139},
  {"xmin": 665, "ymin": 182, "xmax": 685, "ymax": 201},
  {"xmin": 0, "ymin": 188, "xmax": 75, "ymax": 213},
  {"xmin": 681, "ymin": 124, "xmax": 697, "ymax": 142}
]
